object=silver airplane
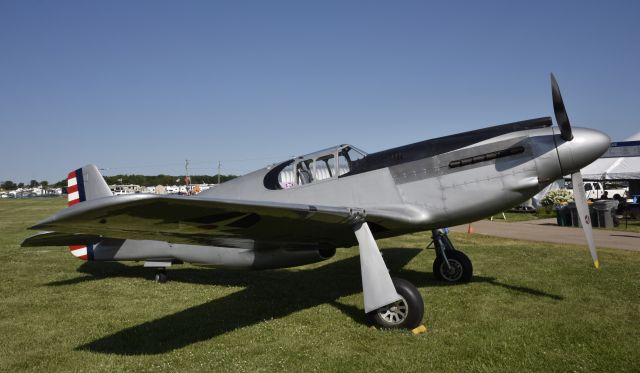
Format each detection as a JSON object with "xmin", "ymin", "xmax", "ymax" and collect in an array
[{"xmin": 22, "ymin": 75, "xmax": 609, "ymax": 329}]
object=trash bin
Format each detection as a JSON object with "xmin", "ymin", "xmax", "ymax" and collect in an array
[
  {"xmin": 567, "ymin": 202, "xmax": 598, "ymax": 227},
  {"xmin": 568, "ymin": 203, "xmax": 579, "ymax": 227},
  {"xmin": 556, "ymin": 205, "xmax": 572, "ymax": 226},
  {"xmin": 592, "ymin": 200, "xmax": 619, "ymax": 228}
]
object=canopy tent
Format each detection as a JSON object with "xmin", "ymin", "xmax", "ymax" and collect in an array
[
  {"xmin": 581, "ymin": 133, "xmax": 640, "ymax": 180},
  {"xmin": 581, "ymin": 155, "xmax": 640, "ymax": 180}
]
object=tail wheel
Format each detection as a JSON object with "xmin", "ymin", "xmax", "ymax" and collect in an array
[
  {"xmin": 154, "ymin": 269, "xmax": 168, "ymax": 283},
  {"xmin": 369, "ymin": 278, "xmax": 424, "ymax": 329},
  {"xmin": 433, "ymin": 250, "xmax": 473, "ymax": 283}
]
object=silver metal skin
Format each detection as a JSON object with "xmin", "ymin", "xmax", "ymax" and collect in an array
[
  {"xmin": 354, "ymin": 222, "xmax": 402, "ymax": 312},
  {"xmin": 94, "ymin": 239, "xmax": 335, "ymax": 270},
  {"xmin": 22, "ymin": 76, "xmax": 611, "ymax": 321},
  {"xmin": 554, "ymin": 127, "xmax": 611, "ymax": 175}
]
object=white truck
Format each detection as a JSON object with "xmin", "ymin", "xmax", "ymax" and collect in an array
[{"xmin": 582, "ymin": 181, "xmax": 627, "ymax": 200}]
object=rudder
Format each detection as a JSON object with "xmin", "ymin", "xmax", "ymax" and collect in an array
[
  {"xmin": 67, "ymin": 164, "xmax": 112, "ymax": 206},
  {"xmin": 66, "ymin": 165, "xmax": 111, "ymax": 260}
]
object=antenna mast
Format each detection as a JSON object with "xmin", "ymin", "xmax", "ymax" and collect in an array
[
  {"xmin": 185, "ymin": 159, "xmax": 190, "ymax": 192},
  {"xmin": 217, "ymin": 161, "xmax": 221, "ymax": 184}
]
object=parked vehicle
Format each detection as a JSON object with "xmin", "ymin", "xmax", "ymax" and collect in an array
[
  {"xmin": 565, "ymin": 180, "xmax": 627, "ymax": 200},
  {"xmin": 583, "ymin": 181, "xmax": 627, "ymax": 200}
]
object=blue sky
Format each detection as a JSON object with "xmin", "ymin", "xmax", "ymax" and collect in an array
[{"xmin": 1, "ymin": 1, "xmax": 639, "ymax": 183}]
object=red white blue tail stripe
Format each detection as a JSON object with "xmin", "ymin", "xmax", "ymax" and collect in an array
[
  {"xmin": 67, "ymin": 168, "xmax": 86, "ymax": 206},
  {"xmin": 67, "ymin": 168, "xmax": 92, "ymax": 260},
  {"xmin": 68, "ymin": 244, "xmax": 94, "ymax": 261}
]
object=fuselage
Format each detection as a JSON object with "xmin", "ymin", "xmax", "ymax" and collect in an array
[{"xmin": 201, "ymin": 118, "xmax": 609, "ymax": 242}]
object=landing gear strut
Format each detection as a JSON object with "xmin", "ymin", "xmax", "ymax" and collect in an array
[
  {"xmin": 354, "ymin": 222, "xmax": 424, "ymax": 329},
  {"xmin": 431, "ymin": 229, "xmax": 473, "ymax": 283}
]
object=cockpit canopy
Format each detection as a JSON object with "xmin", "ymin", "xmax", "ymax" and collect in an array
[{"xmin": 264, "ymin": 144, "xmax": 367, "ymax": 190}]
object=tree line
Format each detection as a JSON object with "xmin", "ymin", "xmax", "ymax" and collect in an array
[
  {"xmin": 1, "ymin": 174, "xmax": 237, "ymax": 190},
  {"xmin": 1, "ymin": 179, "xmax": 49, "ymax": 190}
]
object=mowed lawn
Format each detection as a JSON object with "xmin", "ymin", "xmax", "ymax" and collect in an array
[{"xmin": 1, "ymin": 199, "xmax": 639, "ymax": 372}]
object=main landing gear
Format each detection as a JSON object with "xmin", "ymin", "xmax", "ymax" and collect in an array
[
  {"xmin": 354, "ymin": 222, "xmax": 424, "ymax": 329},
  {"xmin": 431, "ymin": 229, "xmax": 473, "ymax": 283},
  {"xmin": 369, "ymin": 278, "xmax": 424, "ymax": 329}
]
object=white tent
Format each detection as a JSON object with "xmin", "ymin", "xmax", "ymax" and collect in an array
[
  {"xmin": 582, "ymin": 157, "xmax": 640, "ymax": 180},
  {"xmin": 581, "ymin": 133, "xmax": 640, "ymax": 180}
]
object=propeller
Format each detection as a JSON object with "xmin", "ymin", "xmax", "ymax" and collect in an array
[
  {"xmin": 551, "ymin": 73, "xmax": 600, "ymax": 268},
  {"xmin": 551, "ymin": 73, "xmax": 574, "ymax": 141},
  {"xmin": 570, "ymin": 172, "xmax": 600, "ymax": 268}
]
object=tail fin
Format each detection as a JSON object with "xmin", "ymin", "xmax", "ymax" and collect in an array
[
  {"xmin": 66, "ymin": 165, "xmax": 111, "ymax": 260},
  {"xmin": 67, "ymin": 164, "xmax": 112, "ymax": 206}
]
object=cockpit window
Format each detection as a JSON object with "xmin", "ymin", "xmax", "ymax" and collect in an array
[
  {"xmin": 265, "ymin": 144, "xmax": 368, "ymax": 190},
  {"xmin": 337, "ymin": 152, "xmax": 349, "ymax": 176},
  {"xmin": 297, "ymin": 159, "xmax": 314, "ymax": 185},
  {"xmin": 345, "ymin": 146, "xmax": 366, "ymax": 163},
  {"xmin": 337, "ymin": 146, "xmax": 366, "ymax": 176},
  {"xmin": 278, "ymin": 162, "xmax": 295, "ymax": 189},
  {"xmin": 315, "ymin": 154, "xmax": 334, "ymax": 181}
]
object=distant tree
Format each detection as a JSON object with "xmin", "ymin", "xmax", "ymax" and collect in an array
[
  {"xmin": 17, "ymin": 182, "xmax": 24, "ymax": 188},
  {"xmin": 1, "ymin": 180, "xmax": 17, "ymax": 190},
  {"xmin": 30, "ymin": 179, "xmax": 38, "ymax": 188},
  {"xmin": 41, "ymin": 181, "xmax": 49, "ymax": 189}
]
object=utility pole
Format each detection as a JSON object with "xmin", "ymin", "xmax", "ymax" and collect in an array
[
  {"xmin": 217, "ymin": 161, "xmax": 221, "ymax": 185},
  {"xmin": 185, "ymin": 159, "xmax": 190, "ymax": 194}
]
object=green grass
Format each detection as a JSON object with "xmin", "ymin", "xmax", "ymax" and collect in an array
[
  {"xmin": 487, "ymin": 212, "xmax": 543, "ymax": 222},
  {"xmin": 1, "ymin": 199, "xmax": 639, "ymax": 372}
]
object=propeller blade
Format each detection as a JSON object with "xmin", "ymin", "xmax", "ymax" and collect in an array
[
  {"xmin": 571, "ymin": 171, "xmax": 600, "ymax": 268},
  {"xmin": 551, "ymin": 73, "xmax": 574, "ymax": 141}
]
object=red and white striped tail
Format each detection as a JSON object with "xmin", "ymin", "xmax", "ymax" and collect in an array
[
  {"xmin": 67, "ymin": 168, "xmax": 86, "ymax": 207},
  {"xmin": 68, "ymin": 244, "xmax": 94, "ymax": 261},
  {"xmin": 66, "ymin": 168, "xmax": 92, "ymax": 260}
]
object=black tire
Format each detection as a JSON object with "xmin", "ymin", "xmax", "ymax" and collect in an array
[
  {"xmin": 154, "ymin": 270, "xmax": 168, "ymax": 283},
  {"xmin": 432, "ymin": 250, "xmax": 473, "ymax": 283},
  {"xmin": 369, "ymin": 278, "xmax": 424, "ymax": 329}
]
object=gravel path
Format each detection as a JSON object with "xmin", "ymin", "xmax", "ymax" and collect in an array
[{"xmin": 451, "ymin": 218, "xmax": 640, "ymax": 251}]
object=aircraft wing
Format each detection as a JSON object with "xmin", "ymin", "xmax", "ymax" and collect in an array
[
  {"xmin": 24, "ymin": 194, "xmax": 425, "ymax": 249},
  {"xmin": 21, "ymin": 231, "xmax": 103, "ymax": 247}
]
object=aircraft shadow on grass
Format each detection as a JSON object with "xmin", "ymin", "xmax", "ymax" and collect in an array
[{"xmin": 46, "ymin": 248, "xmax": 562, "ymax": 355}]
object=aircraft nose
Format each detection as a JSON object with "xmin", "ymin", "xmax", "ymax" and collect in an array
[{"xmin": 556, "ymin": 127, "xmax": 610, "ymax": 174}]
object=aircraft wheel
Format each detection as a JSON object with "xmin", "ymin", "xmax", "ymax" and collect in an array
[
  {"xmin": 369, "ymin": 278, "xmax": 424, "ymax": 329},
  {"xmin": 433, "ymin": 251, "xmax": 473, "ymax": 283},
  {"xmin": 154, "ymin": 269, "xmax": 168, "ymax": 283}
]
